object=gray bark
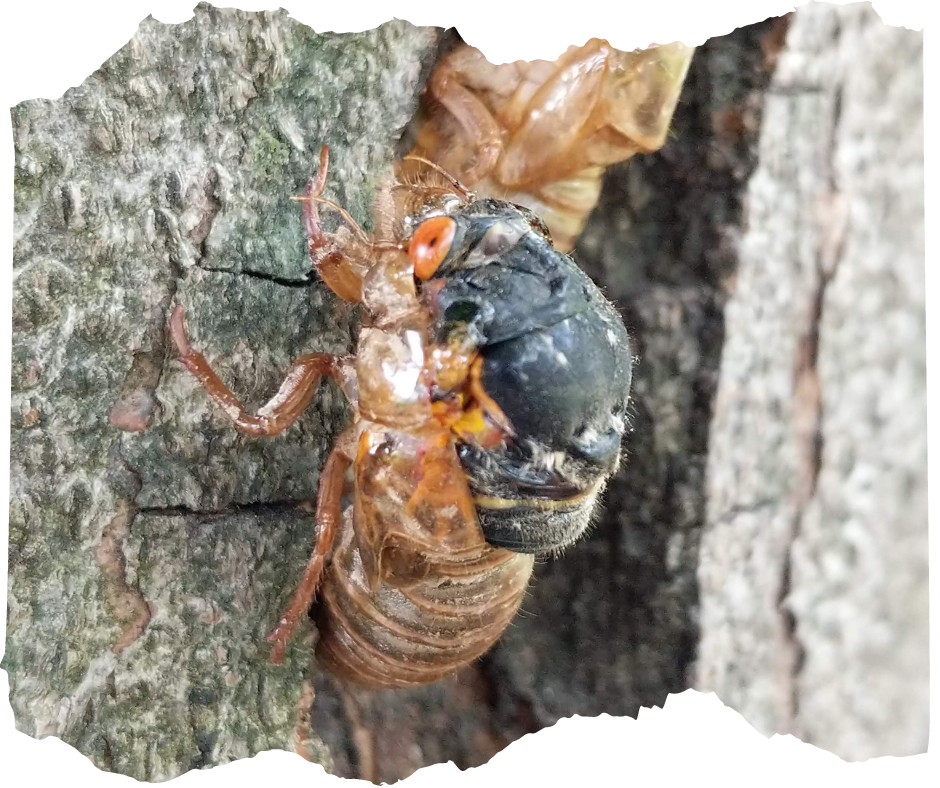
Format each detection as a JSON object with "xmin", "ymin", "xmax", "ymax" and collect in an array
[
  {"xmin": 694, "ymin": 2, "xmax": 928, "ymax": 760},
  {"xmin": 8, "ymin": 4, "xmax": 437, "ymax": 779},
  {"xmin": 6, "ymin": 1, "xmax": 926, "ymax": 782}
]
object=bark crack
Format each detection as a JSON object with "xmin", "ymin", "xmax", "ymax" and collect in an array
[
  {"xmin": 136, "ymin": 499, "xmax": 313, "ymax": 518},
  {"xmin": 778, "ymin": 80, "xmax": 847, "ymax": 730},
  {"xmin": 199, "ymin": 265, "xmax": 315, "ymax": 288},
  {"xmin": 189, "ymin": 168, "xmax": 222, "ymax": 262},
  {"xmin": 108, "ymin": 297, "xmax": 174, "ymax": 433}
]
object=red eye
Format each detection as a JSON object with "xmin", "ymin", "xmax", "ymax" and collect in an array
[{"xmin": 410, "ymin": 217, "xmax": 456, "ymax": 280}]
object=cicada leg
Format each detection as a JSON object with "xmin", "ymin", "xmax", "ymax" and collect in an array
[
  {"xmin": 168, "ymin": 305, "xmax": 353, "ymax": 437},
  {"xmin": 302, "ymin": 146, "xmax": 373, "ymax": 303},
  {"xmin": 268, "ymin": 441, "xmax": 353, "ymax": 664},
  {"xmin": 424, "ymin": 61, "xmax": 504, "ymax": 185}
]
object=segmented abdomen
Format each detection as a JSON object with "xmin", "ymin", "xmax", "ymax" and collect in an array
[{"xmin": 316, "ymin": 521, "xmax": 534, "ymax": 689}]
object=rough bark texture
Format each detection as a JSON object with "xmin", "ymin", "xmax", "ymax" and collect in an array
[
  {"xmin": 6, "ymin": 1, "xmax": 927, "ymax": 783},
  {"xmin": 694, "ymin": 2, "xmax": 927, "ymax": 761},
  {"xmin": 8, "ymin": 4, "xmax": 437, "ymax": 779}
]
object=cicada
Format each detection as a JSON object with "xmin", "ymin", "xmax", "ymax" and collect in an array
[{"xmin": 169, "ymin": 147, "xmax": 632, "ymax": 687}]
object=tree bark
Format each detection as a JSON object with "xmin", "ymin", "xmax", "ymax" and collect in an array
[
  {"xmin": 694, "ymin": 2, "xmax": 927, "ymax": 761},
  {"xmin": 8, "ymin": 4, "xmax": 438, "ymax": 779},
  {"xmin": 6, "ymin": 1, "xmax": 926, "ymax": 783}
]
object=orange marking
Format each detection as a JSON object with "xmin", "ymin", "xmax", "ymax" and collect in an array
[
  {"xmin": 421, "ymin": 342, "xmax": 514, "ymax": 450},
  {"xmin": 405, "ymin": 431, "xmax": 479, "ymax": 536},
  {"xmin": 451, "ymin": 403, "xmax": 507, "ymax": 450},
  {"xmin": 468, "ymin": 357, "xmax": 514, "ymax": 437},
  {"xmin": 410, "ymin": 216, "xmax": 457, "ymax": 279}
]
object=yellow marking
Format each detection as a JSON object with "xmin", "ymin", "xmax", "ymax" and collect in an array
[{"xmin": 472, "ymin": 479, "xmax": 603, "ymax": 511}]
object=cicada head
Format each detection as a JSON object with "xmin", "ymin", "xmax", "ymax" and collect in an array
[{"xmin": 411, "ymin": 199, "xmax": 632, "ymax": 554}]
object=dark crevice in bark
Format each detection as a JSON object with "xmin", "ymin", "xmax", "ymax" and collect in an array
[
  {"xmin": 136, "ymin": 499, "xmax": 312, "ymax": 518},
  {"xmin": 200, "ymin": 265, "xmax": 316, "ymax": 288},
  {"xmin": 101, "ymin": 737, "xmax": 114, "ymax": 772}
]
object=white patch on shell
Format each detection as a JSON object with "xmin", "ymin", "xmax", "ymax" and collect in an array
[
  {"xmin": 257, "ymin": 364, "xmax": 309, "ymax": 417},
  {"xmin": 531, "ymin": 442, "xmax": 569, "ymax": 471},
  {"xmin": 382, "ymin": 329, "xmax": 425, "ymax": 401}
]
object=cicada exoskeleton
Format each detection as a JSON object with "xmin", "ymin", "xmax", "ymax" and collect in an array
[{"xmin": 407, "ymin": 39, "xmax": 694, "ymax": 251}]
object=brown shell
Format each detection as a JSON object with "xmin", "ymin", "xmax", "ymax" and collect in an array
[
  {"xmin": 311, "ymin": 196, "xmax": 534, "ymax": 688},
  {"xmin": 169, "ymin": 147, "xmax": 561, "ymax": 690},
  {"xmin": 409, "ymin": 39, "xmax": 694, "ymax": 251},
  {"xmin": 316, "ymin": 425, "xmax": 533, "ymax": 688}
]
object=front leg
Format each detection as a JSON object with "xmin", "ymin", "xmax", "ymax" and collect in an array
[
  {"xmin": 422, "ymin": 59, "xmax": 504, "ymax": 186},
  {"xmin": 169, "ymin": 305, "xmax": 351, "ymax": 437},
  {"xmin": 302, "ymin": 146, "xmax": 374, "ymax": 303}
]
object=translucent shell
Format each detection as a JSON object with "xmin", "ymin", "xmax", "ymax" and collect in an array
[{"xmin": 410, "ymin": 39, "xmax": 694, "ymax": 251}]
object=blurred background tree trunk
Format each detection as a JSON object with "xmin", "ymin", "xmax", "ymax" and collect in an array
[
  {"xmin": 7, "ymin": 2, "xmax": 926, "ymax": 783},
  {"xmin": 694, "ymin": 2, "xmax": 927, "ymax": 760}
]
